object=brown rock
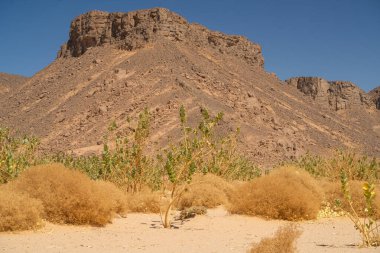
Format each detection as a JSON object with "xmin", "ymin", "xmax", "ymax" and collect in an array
[
  {"xmin": 369, "ymin": 86, "xmax": 380, "ymax": 109},
  {"xmin": 286, "ymin": 77, "xmax": 373, "ymax": 111},
  {"xmin": 58, "ymin": 8, "xmax": 264, "ymax": 68}
]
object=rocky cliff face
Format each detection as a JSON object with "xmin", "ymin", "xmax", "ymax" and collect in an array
[
  {"xmin": 58, "ymin": 8, "xmax": 264, "ymax": 68},
  {"xmin": 286, "ymin": 77, "xmax": 374, "ymax": 111},
  {"xmin": 369, "ymin": 87, "xmax": 380, "ymax": 109}
]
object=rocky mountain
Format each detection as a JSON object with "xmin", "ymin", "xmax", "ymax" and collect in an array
[
  {"xmin": 0, "ymin": 8, "xmax": 379, "ymax": 166},
  {"xmin": 0, "ymin": 73, "xmax": 28, "ymax": 94}
]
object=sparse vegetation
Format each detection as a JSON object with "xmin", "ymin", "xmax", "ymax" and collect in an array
[
  {"xmin": 0, "ymin": 127, "xmax": 39, "ymax": 183},
  {"xmin": 293, "ymin": 151, "xmax": 380, "ymax": 247},
  {"xmin": 159, "ymin": 106, "xmax": 260, "ymax": 228},
  {"xmin": 339, "ymin": 171, "xmax": 380, "ymax": 247},
  {"xmin": 229, "ymin": 166, "xmax": 323, "ymax": 221},
  {"xmin": 51, "ymin": 108, "xmax": 157, "ymax": 192},
  {"xmin": 2, "ymin": 105, "xmax": 380, "ymax": 239},
  {"xmin": 294, "ymin": 151, "xmax": 379, "ymax": 181},
  {"xmin": 248, "ymin": 224, "xmax": 301, "ymax": 253},
  {"xmin": 0, "ymin": 106, "xmax": 262, "ymax": 230},
  {"xmin": 158, "ymin": 106, "xmax": 220, "ymax": 227},
  {"xmin": 320, "ymin": 180, "xmax": 380, "ymax": 219}
]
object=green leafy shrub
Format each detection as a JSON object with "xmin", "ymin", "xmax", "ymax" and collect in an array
[
  {"xmin": 50, "ymin": 108, "xmax": 158, "ymax": 192},
  {"xmin": 294, "ymin": 151, "xmax": 379, "ymax": 181},
  {"xmin": 0, "ymin": 127, "xmax": 39, "ymax": 183},
  {"xmin": 339, "ymin": 171, "xmax": 380, "ymax": 247},
  {"xmin": 320, "ymin": 180, "xmax": 380, "ymax": 219},
  {"xmin": 160, "ymin": 106, "xmax": 261, "ymax": 227}
]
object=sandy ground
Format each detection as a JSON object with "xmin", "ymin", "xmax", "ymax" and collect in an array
[{"xmin": 1, "ymin": 207, "xmax": 379, "ymax": 253}]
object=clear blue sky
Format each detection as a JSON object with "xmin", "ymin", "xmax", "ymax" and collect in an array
[{"xmin": 0, "ymin": 0, "xmax": 379, "ymax": 91}]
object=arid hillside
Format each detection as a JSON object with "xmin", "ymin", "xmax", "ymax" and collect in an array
[
  {"xmin": 0, "ymin": 8, "xmax": 379, "ymax": 166},
  {"xmin": 0, "ymin": 72, "xmax": 28, "ymax": 94}
]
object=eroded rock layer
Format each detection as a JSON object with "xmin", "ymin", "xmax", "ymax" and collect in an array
[
  {"xmin": 286, "ymin": 77, "xmax": 375, "ymax": 111},
  {"xmin": 58, "ymin": 8, "xmax": 264, "ymax": 68}
]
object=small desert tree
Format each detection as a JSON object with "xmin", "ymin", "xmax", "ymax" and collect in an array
[
  {"xmin": 100, "ymin": 108, "xmax": 154, "ymax": 192},
  {"xmin": 160, "ymin": 106, "xmax": 260, "ymax": 228},
  {"xmin": 160, "ymin": 106, "xmax": 223, "ymax": 227}
]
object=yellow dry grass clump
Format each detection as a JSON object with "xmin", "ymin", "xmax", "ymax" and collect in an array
[
  {"xmin": 229, "ymin": 166, "xmax": 323, "ymax": 220},
  {"xmin": 10, "ymin": 163, "xmax": 127, "ymax": 226},
  {"xmin": 93, "ymin": 180, "xmax": 129, "ymax": 215},
  {"xmin": 321, "ymin": 180, "xmax": 380, "ymax": 219},
  {"xmin": 176, "ymin": 173, "xmax": 234, "ymax": 210},
  {"xmin": 0, "ymin": 185, "xmax": 44, "ymax": 231},
  {"xmin": 126, "ymin": 188, "xmax": 161, "ymax": 213},
  {"xmin": 248, "ymin": 224, "xmax": 301, "ymax": 253}
]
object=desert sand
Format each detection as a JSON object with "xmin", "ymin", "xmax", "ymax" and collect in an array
[{"xmin": 1, "ymin": 207, "xmax": 378, "ymax": 253}]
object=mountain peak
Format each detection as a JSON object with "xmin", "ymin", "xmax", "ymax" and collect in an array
[{"xmin": 58, "ymin": 8, "xmax": 264, "ymax": 68}]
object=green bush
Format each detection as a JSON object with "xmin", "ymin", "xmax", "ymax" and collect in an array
[
  {"xmin": 0, "ymin": 127, "xmax": 39, "ymax": 183},
  {"xmin": 294, "ymin": 151, "xmax": 379, "ymax": 181}
]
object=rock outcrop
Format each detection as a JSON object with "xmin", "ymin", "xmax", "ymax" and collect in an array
[
  {"xmin": 58, "ymin": 8, "xmax": 264, "ymax": 68},
  {"xmin": 286, "ymin": 77, "xmax": 373, "ymax": 111},
  {"xmin": 369, "ymin": 87, "xmax": 380, "ymax": 109},
  {"xmin": 286, "ymin": 77, "xmax": 330, "ymax": 101}
]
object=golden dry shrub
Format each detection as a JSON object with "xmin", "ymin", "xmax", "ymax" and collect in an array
[
  {"xmin": 229, "ymin": 166, "xmax": 323, "ymax": 220},
  {"xmin": 321, "ymin": 180, "xmax": 380, "ymax": 219},
  {"xmin": 126, "ymin": 188, "xmax": 161, "ymax": 213},
  {"xmin": 94, "ymin": 180, "xmax": 128, "ymax": 215},
  {"xmin": 11, "ymin": 163, "xmax": 126, "ymax": 226},
  {"xmin": 0, "ymin": 185, "xmax": 44, "ymax": 231},
  {"xmin": 248, "ymin": 224, "xmax": 301, "ymax": 253},
  {"xmin": 175, "ymin": 173, "xmax": 234, "ymax": 210}
]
